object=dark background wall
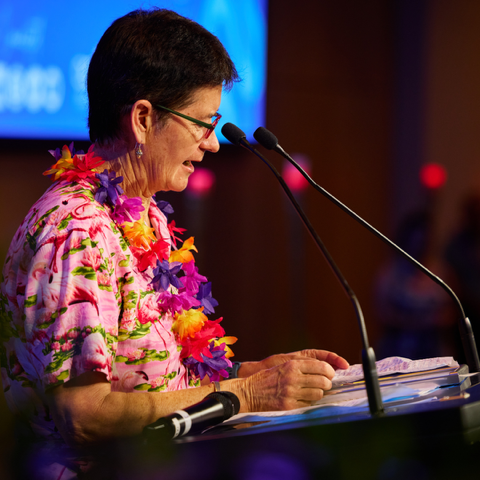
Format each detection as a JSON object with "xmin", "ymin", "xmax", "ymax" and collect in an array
[{"xmin": 2, "ymin": 0, "xmax": 480, "ymax": 476}]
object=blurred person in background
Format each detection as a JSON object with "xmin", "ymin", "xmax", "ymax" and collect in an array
[
  {"xmin": 374, "ymin": 210, "xmax": 456, "ymax": 360},
  {"xmin": 445, "ymin": 192, "xmax": 480, "ymax": 350}
]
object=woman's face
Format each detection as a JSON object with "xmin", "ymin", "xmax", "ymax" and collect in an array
[{"xmin": 144, "ymin": 85, "xmax": 222, "ymax": 193}]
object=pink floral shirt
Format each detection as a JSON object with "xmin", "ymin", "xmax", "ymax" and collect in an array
[{"xmin": 0, "ymin": 178, "xmax": 190, "ymax": 440}]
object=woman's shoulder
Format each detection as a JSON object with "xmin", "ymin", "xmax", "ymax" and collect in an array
[{"xmin": 22, "ymin": 179, "xmax": 120, "ymax": 252}]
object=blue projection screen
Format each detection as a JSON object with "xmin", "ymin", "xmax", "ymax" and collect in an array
[{"xmin": 0, "ymin": 0, "xmax": 267, "ymax": 142}]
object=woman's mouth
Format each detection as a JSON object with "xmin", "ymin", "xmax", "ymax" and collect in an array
[{"xmin": 182, "ymin": 160, "xmax": 194, "ymax": 173}]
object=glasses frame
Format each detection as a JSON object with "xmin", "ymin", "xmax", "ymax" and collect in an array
[{"xmin": 155, "ymin": 105, "xmax": 221, "ymax": 139}]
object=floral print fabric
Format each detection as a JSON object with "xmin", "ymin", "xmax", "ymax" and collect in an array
[{"xmin": 0, "ymin": 178, "xmax": 189, "ymax": 440}]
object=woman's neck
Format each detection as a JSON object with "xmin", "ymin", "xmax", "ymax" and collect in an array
[{"xmin": 93, "ymin": 143, "xmax": 152, "ymax": 226}]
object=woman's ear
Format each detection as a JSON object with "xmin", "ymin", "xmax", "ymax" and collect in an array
[{"xmin": 130, "ymin": 100, "xmax": 154, "ymax": 144}]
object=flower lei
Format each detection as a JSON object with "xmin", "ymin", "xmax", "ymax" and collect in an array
[{"xmin": 43, "ymin": 143, "xmax": 237, "ymax": 382}]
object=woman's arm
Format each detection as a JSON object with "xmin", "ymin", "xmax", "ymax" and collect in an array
[
  {"xmin": 46, "ymin": 371, "xmax": 246, "ymax": 447},
  {"xmin": 46, "ymin": 351, "xmax": 344, "ymax": 447}
]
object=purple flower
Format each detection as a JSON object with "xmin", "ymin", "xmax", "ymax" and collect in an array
[
  {"xmin": 181, "ymin": 261, "xmax": 207, "ymax": 296},
  {"xmin": 196, "ymin": 282, "xmax": 219, "ymax": 315},
  {"xmin": 154, "ymin": 198, "xmax": 174, "ymax": 220},
  {"xmin": 111, "ymin": 196, "xmax": 144, "ymax": 224},
  {"xmin": 152, "ymin": 260, "xmax": 184, "ymax": 292},
  {"xmin": 95, "ymin": 169, "xmax": 124, "ymax": 205},
  {"xmin": 183, "ymin": 342, "xmax": 231, "ymax": 381}
]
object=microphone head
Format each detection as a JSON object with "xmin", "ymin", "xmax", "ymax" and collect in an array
[
  {"xmin": 221, "ymin": 123, "xmax": 247, "ymax": 146},
  {"xmin": 253, "ymin": 127, "xmax": 278, "ymax": 150}
]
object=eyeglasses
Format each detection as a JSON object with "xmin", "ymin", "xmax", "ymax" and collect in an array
[{"xmin": 156, "ymin": 105, "xmax": 221, "ymax": 139}]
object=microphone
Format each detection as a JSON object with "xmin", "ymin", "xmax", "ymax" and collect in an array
[
  {"xmin": 253, "ymin": 126, "xmax": 480, "ymax": 375},
  {"xmin": 222, "ymin": 123, "xmax": 247, "ymax": 146},
  {"xmin": 222, "ymin": 122, "xmax": 384, "ymax": 416},
  {"xmin": 143, "ymin": 391, "xmax": 240, "ymax": 441}
]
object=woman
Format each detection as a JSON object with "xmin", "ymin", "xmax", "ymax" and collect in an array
[{"xmin": 0, "ymin": 8, "xmax": 348, "ymax": 477}]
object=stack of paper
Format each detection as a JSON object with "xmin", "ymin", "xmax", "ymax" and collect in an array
[{"xmin": 321, "ymin": 356, "xmax": 468, "ymax": 407}]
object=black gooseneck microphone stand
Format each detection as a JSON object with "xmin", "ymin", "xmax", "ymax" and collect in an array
[
  {"xmin": 253, "ymin": 126, "xmax": 480, "ymax": 376},
  {"xmin": 222, "ymin": 122, "xmax": 384, "ymax": 417}
]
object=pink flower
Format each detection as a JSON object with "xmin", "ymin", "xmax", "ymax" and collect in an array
[
  {"xmin": 67, "ymin": 237, "xmax": 83, "ymax": 251},
  {"xmin": 51, "ymin": 341, "xmax": 61, "ymax": 352},
  {"xmin": 126, "ymin": 349, "xmax": 145, "ymax": 361},
  {"xmin": 97, "ymin": 272, "xmax": 110, "ymax": 286},
  {"xmin": 82, "ymin": 250, "xmax": 101, "ymax": 270},
  {"xmin": 67, "ymin": 330, "xmax": 79, "ymax": 339},
  {"xmin": 120, "ymin": 310, "xmax": 137, "ymax": 332},
  {"xmin": 150, "ymin": 376, "xmax": 165, "ymax": 389},
  {"xmin": 60, "ymin": 340, "xmax": 73, "ymax": 352}
]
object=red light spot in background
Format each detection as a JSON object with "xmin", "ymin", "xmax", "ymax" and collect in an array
[
  {"xmin": 282, "ymin": 154, "xmax": 311, "ymax": 193},
  {"xmin": 419, "ymin": 163, "xmax": 447, "ymax": 189},
  {"xmin": 187, "ymin": 167, "xmax": 215, "ymax": 197}
]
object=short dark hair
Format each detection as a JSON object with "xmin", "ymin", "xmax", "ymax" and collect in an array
[{"xmin": 87, "ymin": 8, "xmax": 239, "ymax": 144}]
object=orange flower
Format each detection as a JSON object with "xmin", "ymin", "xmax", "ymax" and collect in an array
[
  {"xmin": 172, "ymin": 308, "xmax": 207, "ymax": 341},
  {"xmin": 43, "ymin": 145, "xmax": 75, "ymax": 181},
  {"xmin": 214, "ymin": 336, "xmax": 238, "ymax": 358},
  {"xmin": 169, "ymin": 237, "xmax": 198, "ymax": 263},
  {"xmin": 123, "ymin": 221, "xmax": 156, "ymax": 249}
]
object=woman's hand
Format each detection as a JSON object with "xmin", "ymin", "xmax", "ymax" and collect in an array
[
  {"xmin": 226, "ymin": 349, "xmax": 350, "ymax": 412},
  {"xmin": 237, "ymin": 349, "xmax": 349, "ymax": 378}
]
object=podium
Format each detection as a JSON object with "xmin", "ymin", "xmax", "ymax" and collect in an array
[{"xmin": 164, "ymin": 379, "xmax": 480, "ymax": 479}]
